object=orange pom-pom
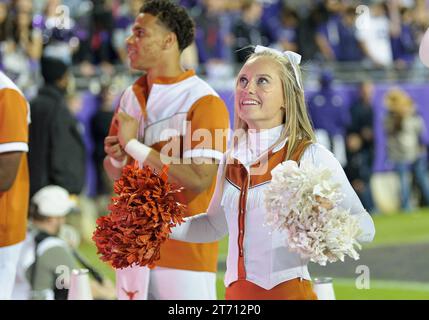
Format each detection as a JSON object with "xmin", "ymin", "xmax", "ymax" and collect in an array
[{"xmin": 92, "ymin": 165, "xmax": 186, "ymax": 269}]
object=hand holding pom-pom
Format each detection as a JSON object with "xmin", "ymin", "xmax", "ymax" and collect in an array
[
  {"xmin": 264, "ymin": 160, "xmax": 362, "ymax": 266},
  {"xmin": 93, "ymin": 164, "xmax": 186, "ymax": 269}
]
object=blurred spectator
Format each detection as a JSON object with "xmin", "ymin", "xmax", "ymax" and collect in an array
[
  {"xmin": 11, "ymin": 1, "xmax": 43, "ymax": 60},
  {"xmin": 194, "ymin": 0, "xmax": 232, "ymax": 70},
  {"xmin": 391, "ymin": 6, "xmax": 418, "ymax": 69},
  {"xmin": 314, "ymin": 0, "xmax": 344, "ymax": 61},
  {"xmin": 308, "ymin": 70, "xmax": 350, "ymax": 166},
  {"xmin": 89, "ymin": 0, "xmax": 118, "ymax": 73},
  {"xmin": 0, "ymin": 1, "xmax": 9, "ymax": 41},
  {"xmin": 68, "ymin": 1, "xmax": 94, "ymax": 75},
  {"xmin": 0, "ymin": 0, "xmax": 426, "ymax": 78},
  {"xmin": 0, "ymin": 1, "xmax": 10, "ymax": 71},
  {"xmin": 314, "ymin": 2, "xmax": 363, "ymax": 62},
  {"xmin": 356, "ymin": 1, "xmax": 400, "ymax": 68},
  {"xmin": 37, "ymin": 0, "xmax": 79, "ymax": 65},
  {"xmin": 89, "ymin": 82, "xmax": 116, "ymax": 217},
  {"xmin": 28, "ymin": 57, "xmax": 86, "ymax": 198},
  {"xmin": 0, "ymin": 0, "xmax": 42, "ymax": 98},
  {"xmin": 258, "ymin": 0, "xmax": 281, "ymax": 44},
  {"xmin": 90, "ymin": 82, "xmax": 115, "ymax": 200},
  {"xmin": 272, "ymin": 6, "xmax": 299, "ymax": 53},
  {"xmin": 231, "ymin": 0, "xmax": 268, "ymax": 64},
  {"xmin": 113, "ymin": 0, "xmax": 141, "ymax": 65},
  {"xmin": 336, "ymin": 6, "xmax": 364, "ymax": 62},
  {"xmin": 345, "ymin": 81, "xmax": 376, "ymax": 213},
  {"xmin": 73, "ymin": 0, "xmax": 118, "ymax": 76},
  {"xmin": 11, "ymin": 185, "xmax": 115, "ymax": 300},
  {"xmin": 297, "ymin": 3, "xmax": 325, "ymax": 61},
  {"xmin": 384, "ymin": 88, "xmax": 429, "ymax": 211},
  {"xmin": 413, "ymin": 0, "xmax": 429, "ymax": 37}
]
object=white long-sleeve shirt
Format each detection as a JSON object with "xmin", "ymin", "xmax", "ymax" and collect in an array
[{"xmin": 171, "ymin": 127, "xmax": 375, "ymax": 289}]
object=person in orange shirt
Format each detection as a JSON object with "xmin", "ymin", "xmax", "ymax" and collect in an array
[
  {"xmin": 104, "ymin": 0, "xmax": 230, "ymax": 299},
  {"xmin": 0, "ymin": 71, "xmax": 30, "ymax": 300}
]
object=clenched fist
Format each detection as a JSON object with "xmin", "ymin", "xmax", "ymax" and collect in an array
[
  {"xmin": 104, "ymin": 136, "xmax": 126, "ymax": 161},
  {"xmin": 115, "ymin": 112, "xmax": 139, "ymax": 148}
]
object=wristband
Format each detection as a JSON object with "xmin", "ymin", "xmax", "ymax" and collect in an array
[{"xmin": 125, "ymin": 139, "xmax": 151, "ymax": 163}]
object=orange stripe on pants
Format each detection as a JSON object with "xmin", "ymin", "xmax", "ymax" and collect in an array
[{"xmin": 225, "ymin": 278, "xmax": 318, "ymax": 300}]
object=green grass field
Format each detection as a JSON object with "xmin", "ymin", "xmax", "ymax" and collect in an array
[
  {"xmin": 80, "ymin": 210, "xmax": 429, "ymax": 300},
  {"xmin": 366, "ymin": 210, "xmax": 429, "ymax": 248}
]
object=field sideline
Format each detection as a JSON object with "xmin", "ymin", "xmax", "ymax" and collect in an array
[{"xmin": 80, "ymin": 209, "xmax": 429, "ymax": 300}]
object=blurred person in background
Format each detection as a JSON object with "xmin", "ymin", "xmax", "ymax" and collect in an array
[
  {"xmin": 37, "ymin": 0, "xmax": 80, "ymax": 65},
  {"xmin": 28, "ymin": 57, "xmax": 85, "ymax": 198},
  {"xmin": 296, "ymin": 2, "xmax": 326, "ymax": 61},
  {"xmin": 73, "ymin": 0, "xmax": 119, "ymax": 77},
  {"xmin": 11, "ymin": 185, "xmax": 115, "ymax": 300},
  {"xmin": 1, "ymin": 0, "xmax": 42, "ymax": 98},
  {"xmin": 336, "ymin": 5, "xmax": 364, "ymax": 62},
  {"xmin": 113, "ymin": 0, "xmax": 142, "ymax": 65},
  {"xmin": 272, "ymin": 6, "xmax": 299, "ymax": 53},
  {"xmin": 412, "ymin": 0, "xmax": 429, "ymax": 44},
  {"xmin": 384, "ymin": 88, "xmax": 429, "ymax": 211},
  {"xmin": 194, "ymin": 0, "xmax": 232, "ymax": 74},
  {"xmin": 345, "ymin": 81, "xmax": 376, "ymax": 213},
  {"xmin": 307, "ymin": 70, "xmax": 350, "ymax": 167},
  {"xmin": 356, "ymin": 0, "xmax": 400, "ymax": 68},
  {"xmin": 314, "ymin": 2, "xmax": 363, "ymax": 63},
  {"xmin": 90, "ymin": 81, "xmax": 115, "ymax": 216},
  {"xmin": 232, "ymin": 0, "xmax": 268, "ymax": 64},
  {"xmin": 390, "ymin": 6, "xmax": 418, "ymax": 69},
  {"xmin": 314, "ymin": 0, "xmax": 344, "ymax": 62},
  {"xmin": 257, "ymin": 0, "xmax": 281, "ymax": 44},
  {"xmin": 0, "ymin": 0, "xmax": 10, "ymax": 68},
  {"xmin": 70, "ymin": 1, "xmax": 96, "ymax": 77},
  {"xmin": 88, "ymin": 0, "xmax": 119, "ymax": 75},
  {"xmin": 0, "ymin": 68, "xmax": 30, "ymax": 300}
]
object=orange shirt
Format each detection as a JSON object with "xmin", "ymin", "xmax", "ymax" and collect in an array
[
  {"xmin": 0, "ymin": 72, "xmax": 30, "ymax": 247},
  {"xmin": 109, "ymin": 70, "xmax": 230, "ymax": 272}
]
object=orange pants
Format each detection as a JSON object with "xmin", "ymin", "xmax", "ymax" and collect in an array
[{"xmin": 225, "ymin": 278, "xmax": 318, "ymax": 300}]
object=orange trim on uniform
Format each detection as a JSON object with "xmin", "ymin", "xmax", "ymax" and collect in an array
[
  {"xmin": 225, "ymin": 139, "xmax": 312, "ymax": 284},
  {"xmin": 237, "ymin": 165, "xmax": 248, "ymax": 280},
  {"xmin": 132, "ymin": 76, "xmax": 149, "ymax": 119},
  {"xmin": 225, "ymin": 278, "xmax": 318, "ymax": 300},
  {"xmin": 154, "ymin": 69, "xmax": 195, "ymax": 84},
  {"xmin": 131, "ymin": 70, "xmax": 196, "ymax": 119}
]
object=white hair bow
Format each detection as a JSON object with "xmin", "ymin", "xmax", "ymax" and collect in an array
[{"xmin": 254, "ymin": 45, "xmax": 303, "ymax": 90}]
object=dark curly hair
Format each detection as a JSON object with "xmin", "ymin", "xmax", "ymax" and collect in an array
[{"xmin": 141, "ymin": 0, "xmax": 195, "ymax": 52}]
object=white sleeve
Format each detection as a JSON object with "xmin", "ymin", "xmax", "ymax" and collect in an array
[
  {"xmin": 301, "ymin": 144, "xmax": 376, "ymax": 243},
  {"xmin": 170, "ymin": 155, "xmax": 228, "ymax": 243},
  {"xmin": 0, "ymin": 142, "xmax": 28, "ymax": 153}
]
